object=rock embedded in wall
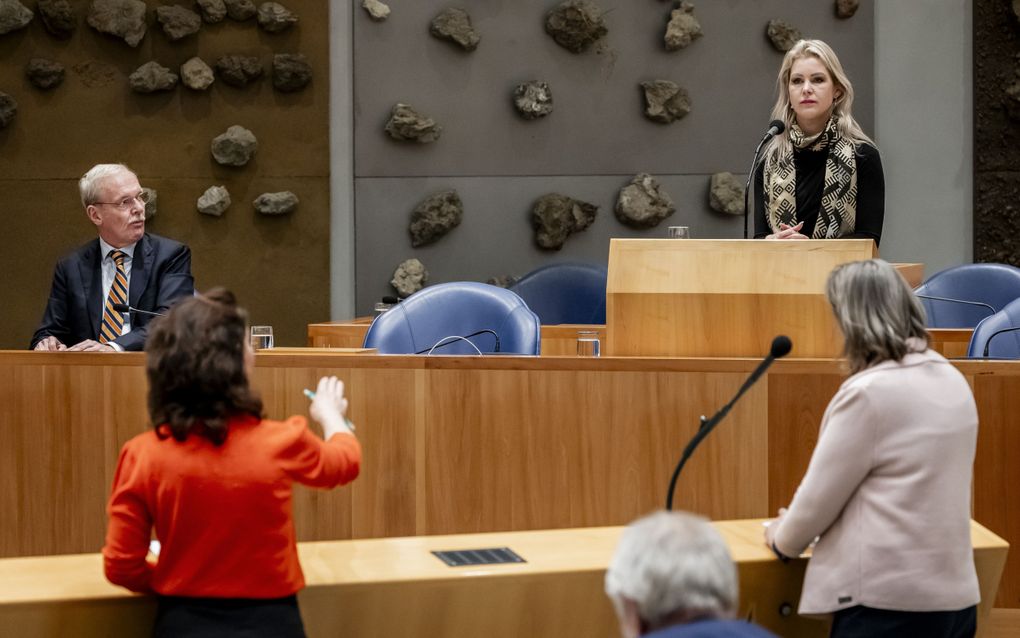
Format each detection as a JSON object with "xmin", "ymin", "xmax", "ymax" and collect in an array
[
  {"xmin": 198, "ymin": 186, "xmax": 232, "ymax": 216},
  {"xmin": 487, "ymin": 274, "xmax": 520, "ymax": 289},
  {"xmin": 835, "ymin": 0, "xmax": 859, "ymax": 19},
  {"xmin": 531, "ymin": 193, "xmax": 598, "ymax": 250},
  {"xmin": 196, "ymin": 0, "xmax": 227, "ymax": 23},
  {"xmin": 766, "ymin": 19, "xmax": 801, "ymax": 52},
  {"xmin": 257, "ymin": 1, "xmax": 297, "ymax": 33},
  {"xmin": 615, "ymin": 174, "xmax": 675, "ymax": 228},
  {"xmin": 72, "ymin": 59, "xmax": 117, "ymax": 87},
  {"xmin": 708, "ymin": 172, "xmax": 745, "ymax": 216},
  {"xmin": 142, "ymin": 187, "xmax": 157, "ymax": 219},
  {"xmin": 545, "ymin": 0, "xmax": 607, "ymax": 54},
  {"xmin": 129, "ymin": 61, "xmax": 179, "ymax": 93},
  {"xmin": 362, "ymin": 0, "xmax": 389, "ymax": 21},
  {"xmin": 664, "ymin": 1, "xmax": 702, "ymax": 52},
  {"xmin": 254, "ymin": 191, "xmax": 299, "ymax": 215},
  {"xmin": 409, "ymin": 190, "xmax": 463, "ymax": 247},
  {"xmin": 513, "ymin": 81, "xmax": 553, "ymax": 120},
  {"xmin": 224, "ymin": 0, "xmax": 256, "ymax": 21},
  {"xmin": 156, "ymin": 4, "xmax": 202, "ymax": 41},
  {"xmin": 211, "ymin": 125, "xmax": 258, "ymax": 166},
  {"xmin": 272, "ymin": 53, "xmax": 312, "ymax": 92},
  {"xmin": 429, "ymin": 7, "xmax": 480, "ymax": 51},
  {"xmin": 87, "ymin": 0, "xmax": 147, "ymax": 48},
  {"xmin": 26, "ymin": 58, "xmax": 65, "ymax": 90},
  {"xmin": 641, "ymin": 80, "xmax": 690, "ymax": 123},
  {"xmin": 181, "ymin": 57, "xmax": 215, "ymax": 90},
  {"xmin": 0, "ymin": 0, "xmax": 32, "ymax": 35},
  {"xmin": 391, "ymin": 258, "xmax": 428, "ymax": 297},
  {"xmin": 37, "ymin": 0, "xmax": 75, "ymax": 38},
  {"xmin": 385, "ymin": 103, "xmax": 442, "ymax": 143},
  {"xmin": 0, "ymin": 91, "xmax": 17, "ymax": 128},
  {"xmin": 215, "ymin": 55, "xmax": 263, "ymax": 87}
]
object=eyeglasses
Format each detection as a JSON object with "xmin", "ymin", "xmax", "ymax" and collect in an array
[{"xmin": 91, "ymin": 191, "xmax": 151, "ymax": 210}]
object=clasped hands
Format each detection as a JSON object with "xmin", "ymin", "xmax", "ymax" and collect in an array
[
  {"xmin": 34, "ymin": 336, "xmax": 115, "ymax": 352},
  {"xmin": 767, "ymin": 221, "xmax": 808, "ymax": 240}
]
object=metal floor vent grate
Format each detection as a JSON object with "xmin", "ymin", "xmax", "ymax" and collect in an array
[{"xmin": 431, "ymin": 547, "xmax": 526, "ymax": 567}]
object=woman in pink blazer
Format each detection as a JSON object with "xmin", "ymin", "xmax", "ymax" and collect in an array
[{"xmin": 765, "ymin": 259, "xmax": 979, "ymax": 638}]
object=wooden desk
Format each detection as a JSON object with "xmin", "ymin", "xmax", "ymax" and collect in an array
[
  {"xmin": 0, "ymin": 520, "xmax": 1006, "ymax": 638},
  {"xmin": 1, "ymin": 351, "xmax": 1018, "ymax": 607}
]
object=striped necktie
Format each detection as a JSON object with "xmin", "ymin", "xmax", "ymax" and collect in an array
[{"xmin": 99, "ymin": 250, "xmax": 129, "ymax": 344}]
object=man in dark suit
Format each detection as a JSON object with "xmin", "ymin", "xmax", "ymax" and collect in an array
[{"xmin": 31, "ymin": 164, "xmax": 194, "ymax": 352}]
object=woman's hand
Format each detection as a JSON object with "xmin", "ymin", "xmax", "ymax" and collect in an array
[
  {"xmin": 763, "ymin": 507, "xmax": 788, "ymax": 547},
  {"xmin": 767, "ymin": 221, "xmax": 808, "ymax": 240},
  {"xmin": 309, "ymin": 376, "xmax": 354, "ymax": 438}
]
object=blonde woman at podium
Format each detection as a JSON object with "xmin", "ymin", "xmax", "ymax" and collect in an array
[
  {"xmin": 102, "ymin": 289, "xmax": 361, "ymax": 638},
  {"xmin": 753, "ymin": 40, "xmax": 885, "ymax": 245},
  {"xmin": 765, "ymin": 260, "xmax": 978, "ymax": 637}
]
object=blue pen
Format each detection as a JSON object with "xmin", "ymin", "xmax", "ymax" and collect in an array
[{"xmin": 303, "ymin": 388, "xmax": 357, "ymax": 431}]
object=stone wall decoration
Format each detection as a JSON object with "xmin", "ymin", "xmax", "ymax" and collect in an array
[
  {"xmin": 37, "ymin": 0, "xmax": 75, "ymax": 39},
  {"xmin": 429, "ymin": 8, "xmax": 480, "ymax": 52},
  {"xmin": 87, "ymin": 0, "xmax": 147, "ymax": 48},
  {"xmin": 26, "ymin": 59, "xmax": 65, "ymax": 90},
  {"xmin": 72, "ymin": 60, "xmax": 117, "ymax": 87},
  {"xmin": 766, "ymin": 19, "xmax": 801, "ymax": 52},
  {"xmin": 531, "ymin": 193, "xmax": 598, "ymax": 250},
  {"xmin": 129, "ymin": 61, "xmax": 179, "ymax": 93},
  {"xmin": 0, "ymin": 0, "xmax": 33, "ymax": 35},
  {"xmin": 487, "ymin": 274, "xmax": 519, "ymax": 288},
  {"xmin": 215, "ymin": 55, "xmax": 263, "ymax": 87},
  {"xmin": 391, "ymin": 258, "xmax": 428, "ymax": 297},
  {"xmin": 156, "ymin": 5, "xmax": 202, "ymax": 41},
  {"xmin": 256, "ymin": 1, "xmax": 297, "ymax": 33},
  {"xmin": 211, "ymin": 125, "xmax": 258, "ymax": 166},
  {"xmin": 615, "ymin": 174, "xmax": 675, "ymax": 228},
  {"xmin": 513, "ymin": 81, "xmax": 553, "ymax": 120},
  {"xmin": 272, "ymin": 53, "xmax": 312, "ymax": 92},
  {"xmin": 664, "ymin": 1, "xmax": 702, "ymax": 52},
  {"xmin": 835, "ymin": 0, "xmax": 859, "ymax": 19},
  {"xmin": 362, "ymin": 0, "xmax": 389, "ymax": 21},
  {"xmin": 141, "ymin": 187, "xmax": 157, "ymax": 219},
  {"xmin": 196, "ymin": 0, "xmax": 227, "ymax": 23},
  {"xmin": 385, "ymin": 103, "xmax": 442, "ymax": 143},
  {"xmin": 708, "ymin": 172, "xmax": 745, "ymax": 216},
  {"xmin": 181, "ymin": 57, "xmax": 215, "ymax": 90},
  {"xmin": 224, "ymin": 0, "xmax": 256, "ymax": 21},
  {"xmin": 409, "ymin": 190, "xmax": 463, "ymax": 247},
  {"xmin": 0, "ymin": 91, "xmax": 17, "ymax": 128},
  {"xmin": 254, "ymin": 191, "xmax": 299, "ymax": 214},
  {"xmin": 545, "ymin": 0, "xmax": 607, "ymax": 54},
  {"xmin": 198, "ymin": 185, "xmax": 231, "ymax": 216},
  {"xmin": 641, "ymin": 80, "xmax": 691, "ymax": 123}
]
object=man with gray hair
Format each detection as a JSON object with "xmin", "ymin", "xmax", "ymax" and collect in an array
[
  {"xmin": 605, "ymin": 511, "xmax": 776, "ymax": 638},
  {"xmin": 31, "ymin": 164, "xmax": 193, "ymax": 352}
]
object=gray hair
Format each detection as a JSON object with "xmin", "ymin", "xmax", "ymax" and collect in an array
[
  {"xmin": 79, "ymin": 163, "xmax": 136, "ymax": 208},
  {"xmin": 605, "ymin": 511, "xmax": 738, "ymax": 628},
  {"xmin": 827, "ymin": 259, "xmax": 929, "ymax": 374}
]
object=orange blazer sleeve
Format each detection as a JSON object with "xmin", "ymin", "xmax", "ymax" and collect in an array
[
  {"xmin": 102, "ymin": 441, "xmax": 156, "ymax": 593},
  {"xmin": 274, "ymin": 416, "xmax": 362, "ymax": 488}
]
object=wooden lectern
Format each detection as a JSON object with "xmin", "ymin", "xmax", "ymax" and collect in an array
[{"xmin": 605, "ymin": 239, "xmax": 877, "ymax": 358}]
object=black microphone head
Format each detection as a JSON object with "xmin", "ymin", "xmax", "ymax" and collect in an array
[
  {"xmin": 381, "ymin": 296, "xmax": 400, "ymax": 304},
  {"xmin": 768, "ymin": 119, "xmax": 786, "ymax": 135},
  {"xmin": 112, "ymin": 302, "xmax": 130, "ymax": 313},
  {"xmin": 770, "ymin": 335, "xmax": 792, "ymax": 358}
]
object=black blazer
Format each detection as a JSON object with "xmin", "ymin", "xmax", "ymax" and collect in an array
[{"xmin": 31, "ymin": 233, "xmax": 194, "ymax": 351}]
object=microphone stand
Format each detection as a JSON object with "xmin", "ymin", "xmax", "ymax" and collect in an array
[{"xmin": 743, "ymin": 135, "xmax": 772, "ymax": 240}]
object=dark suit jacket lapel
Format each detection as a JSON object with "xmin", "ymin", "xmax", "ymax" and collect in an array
[
  {"xmin": 79, "ymin": 240, "xmax": 102, "ymax": 340},
  {"xmin": 129, "ymin": 234, "xmax": 153, "ymax": 308}
]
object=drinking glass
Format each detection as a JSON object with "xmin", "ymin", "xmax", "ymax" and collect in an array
[
  {"xmin": 250, "ymin": 325, "xmax": 274, "ymax": 350},
  {"xmin": 577, "ymin": 330, "xmax": 601, "ymax": 357},
  {"xmin": 667, "ymin": 226, "xmax": 691, "ymax": 239}
]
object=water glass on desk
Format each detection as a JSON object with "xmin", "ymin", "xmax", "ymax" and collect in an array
[
  {"xmin": 250, "ymin": 325, "xmax": 274, "ymax": 350},
  {"xmin": 577, "ymin": 330, "xmax": 600, "ymax": 357}
]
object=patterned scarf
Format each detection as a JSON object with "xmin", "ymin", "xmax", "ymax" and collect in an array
[{"xmin": 763, "ymin": 116, "xmax": 857, "ymax": 238}]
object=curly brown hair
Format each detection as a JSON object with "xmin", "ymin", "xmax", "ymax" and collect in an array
[{"xmin": 145, "ymin": 287, "xmax": 263, "ymax": 444}]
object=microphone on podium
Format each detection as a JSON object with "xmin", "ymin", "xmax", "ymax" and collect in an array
[
  {"xmin": 982, "ymin": 325, "xmax": 1020, "ymax": 358},
  {"xmin": 111, "ymin": 303, "xmax": 165, "ymax": 319},
  {"xmin": 665, "ymin": 335, "xmax": 792, "ymax": 510},
  {"xmin": 743, "ymin": 119, "xmax": 787, "ymax": 240}
]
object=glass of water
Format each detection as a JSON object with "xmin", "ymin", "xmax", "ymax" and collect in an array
[
  {"xmin": 577, "ymin": 330, "xmax": 601, "ymax": 357},
  {"xmin": 250, "ymin": 325, "xmax": 274, "ymax": 350}
]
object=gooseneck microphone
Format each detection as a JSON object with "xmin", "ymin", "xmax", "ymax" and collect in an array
[
  {"xmin": 111, "ymin": 303, "xmax": 165, "ymax": 318},
  {"xmin": 914, "ymin": 294, "xmax": 995, "ymax": 316},
  {"xmin": 982, "ymin": 325, "xmax": 1020, "ymax": 358},
  {"xmin": 743, "ymin": 119, "xmax": 786, "ymax": 240},
  {"xmin": 414, "ymin": 329, "xmax": 501, "ymax": 355},
  {"xmin": 665, "ymin": 335, "xmax": 793, "ymax": 510}
]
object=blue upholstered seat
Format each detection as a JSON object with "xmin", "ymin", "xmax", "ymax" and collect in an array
[
  {"xmin": 967, "ymin": 296, "xmax": 1020, "ymax": 359},
  {"xmin": 914, "ymin": 263, "xmax": 1020, "ymax": 328},
  {"xmin": 363, "ymin": 282, "xmax": 540, "ymax": 355},
  {"xmin": 509, "ymin": 262, "xmax": 608, "ymax": 325}
]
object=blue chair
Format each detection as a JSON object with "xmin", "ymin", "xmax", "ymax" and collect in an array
[
  {"xmin": 509, "ymin": 262, "xmax": 608, "ymax": 325},
  {"xmin": 914, "ymin": 263, "xmax": 1020, "ymax": 328},
  {"xmin": 967, "ymin": 296, "xmax": 1020, "ymax": 358},
  {"xmin": 363, "ymin": 282, "xmax": 540, "ymax": 355}
]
